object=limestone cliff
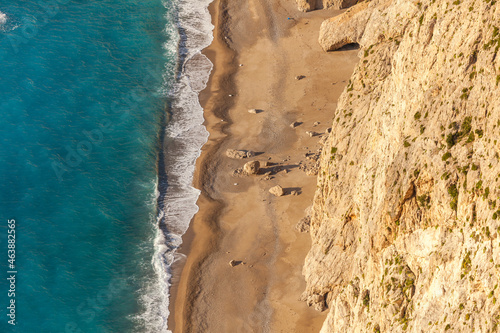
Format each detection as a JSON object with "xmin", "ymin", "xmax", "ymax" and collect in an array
[{"xmin": 303, "ymin": 0, "xmax": 500, "ymax": 332}]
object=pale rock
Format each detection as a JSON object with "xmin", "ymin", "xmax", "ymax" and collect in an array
[
  {"xmin": 229, "ymin": 260, "xmax": 241, "ymax": 267},
  {"xmin": 226, "ymin": 149, "xmax": 254, "ymax": 159},
  {"xmin": 243, "ymin": 160, "xmax": 260, "ymax": 175},
  {"xmin": 306, "ymin": 131, "xmax": 319, "ymax": 137},
  {"xmin": 269, "ymin": 185, "xmax": 284, "ymax": 197}
]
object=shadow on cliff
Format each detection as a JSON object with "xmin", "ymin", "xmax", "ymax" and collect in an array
[{"xmin": 337, "ymin": 43, "xmax": 360, "ymax": 51}]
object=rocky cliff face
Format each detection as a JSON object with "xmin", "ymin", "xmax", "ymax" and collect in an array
[{"xmin": 303, "ymin": 0, "xmax": 500, "ymax": 332}]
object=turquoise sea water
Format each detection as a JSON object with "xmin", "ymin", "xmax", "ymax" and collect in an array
[{"xmin": 0, "ymin": 0, "xmax": 212, "ymax": 332}]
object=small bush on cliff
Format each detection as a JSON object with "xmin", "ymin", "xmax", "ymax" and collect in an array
[
  {"xmin": 362, "ymin": 291, "xmax": 370, "ymax": 307},
  {"xmin": 442, "ymin": 152, "xmax": 452, "ymax": 161},
  {"xmin": 461, "ymin": 251, "xmax": 472, "ymax": 278},
  {"xmin": 466, "ymin": 132, "xmax": 475, "ymax": 143},
  {"xmin": 460, "ymin": 87, "xmax": 472, "ymax": 100},
  {"xmin": 417, "ymin": 194, "xmax": 431, "ymax": 209},
  {"xmin": 446, "ymin": 133, "xmax": 457, "ymax": 148},
  {"xmin": 448, "ymin": 183, "xmax": 459, "ymax": 210},
  {"xmin": 461, "ymin": 116, "xmax": 472, "ymax": 132},
  {"xmin": 483, "ymin": 187, "xmax": 490, "ymax": 199}
]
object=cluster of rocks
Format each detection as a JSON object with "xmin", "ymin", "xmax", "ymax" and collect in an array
[
  {"xmin": 226, "ymin": 148, "xmax": 308, "ymax": 198},
  {"xmin": 296, "ymin": 206, "xmax": 312, "ymax": 233},
  {"xmin": 226, "ymin": 149, "xmax": 255, "ymax": 159},
  {"xmin": 295, "ymin": 216, "xmax": 311, "ymax": 233},
  {"xmin": 289, "ymin": 120, "xmax": 332, "ymax": 141},
  {"xmin": 299, "ymin": 160, "xmax": 320, "ymax": 176},
  {"xmin": 305, "ymin": 131, "xmax": 319, "ymax": 137},
  {"xmin": 305, "ymin": 152, "xmax": 320, "ymax": 162}
]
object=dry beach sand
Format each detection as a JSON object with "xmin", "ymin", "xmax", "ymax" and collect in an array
[{"xmin": 170, "ymin": 0, "xmax": 359, "ymax": 331}]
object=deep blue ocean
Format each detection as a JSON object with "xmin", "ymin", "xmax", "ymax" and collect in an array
[{"xmin": 0, "ymin": 0, "xmax": 212, "ymax": 332}]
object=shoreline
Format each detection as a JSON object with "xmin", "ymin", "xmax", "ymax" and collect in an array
[
  {"xmin": 167, "ymin": 0, "xmax": 237, "ymax": 330},
  {"xmin": 169, "ymin": 0, "xmax": 360, "ymax": 331}
]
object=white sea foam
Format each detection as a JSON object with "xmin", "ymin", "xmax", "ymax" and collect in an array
[
  {"xmin": 133, "ymin": 0, "xmax": 214, "ymax": 331},
  {"xmin": 0, "ymin": 11, "xmax": 7, "ymax": 26}
]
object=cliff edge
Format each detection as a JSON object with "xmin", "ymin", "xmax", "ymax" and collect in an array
[{"xmin": 304, "ymin": 0, "xmax": 500, "ymax": 331}]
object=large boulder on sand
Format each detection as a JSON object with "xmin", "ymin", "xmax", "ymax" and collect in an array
[
  {"xmin": 243, "ymin": 161, "xmax": 260, "ymax": 175},
  {"xmin": 269, "ymin": 185, "xmax": 285, "ymax": 197}
]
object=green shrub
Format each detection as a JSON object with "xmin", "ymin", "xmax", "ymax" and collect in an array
[
  {"xmin": 417, "ymin": 194, "xmax": 431, "ymax": 208},
  {"xmin": 446, "ymin": 133, "xmax": 456, "ymax": 148},
  {"xmin": 461, "ymin": 251, "xmax": 471, "ymax": 277},
  {"xmin": 483, "ymin": 187, "xmax": 490, "ymax": 199},
  {"xmin": 448, "ymin": 183, "xmax": 459, "ymax": 210},
  {"xmin": 442, "ymin": 152, "xmax": 452, "ymax": 161},
  {"xmin": 362, "ymin": 290, "xmax": 370, "ymax": 307},
  {"xmin": 461, "ymin": 116, "xmax": 472, "ymax": 135}
]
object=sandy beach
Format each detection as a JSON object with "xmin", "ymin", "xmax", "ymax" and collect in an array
[{"xmin": 170, "ymin": 0, "xmax": 359, "ymax": 331}]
